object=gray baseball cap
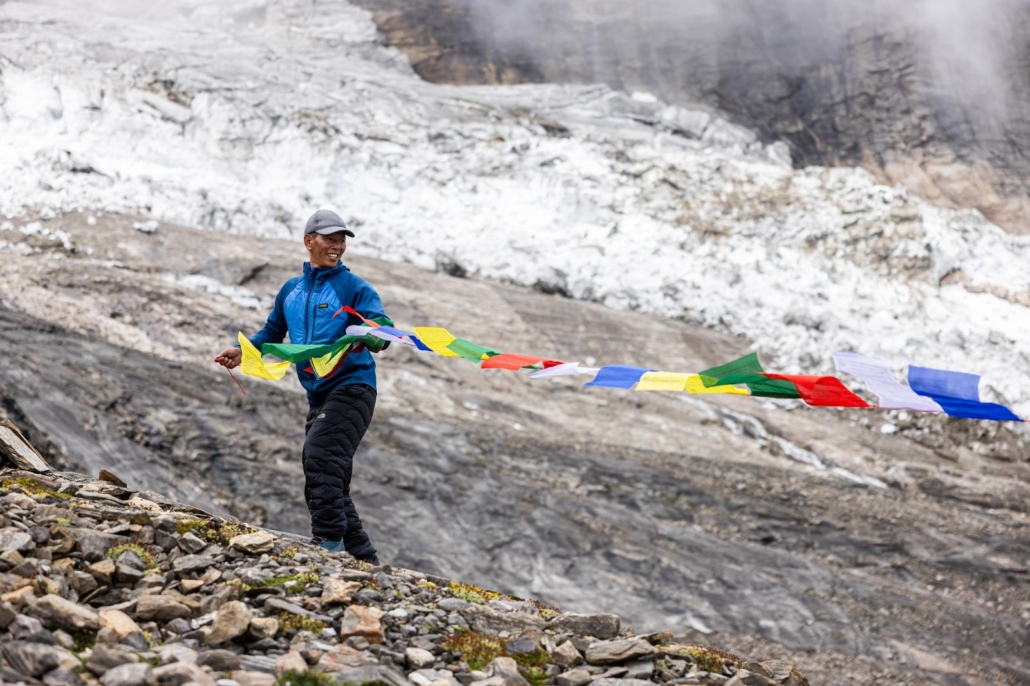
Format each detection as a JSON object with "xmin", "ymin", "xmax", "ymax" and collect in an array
[{"xmin": 304, "ymin": 209, "xmax": 355, "ymax": 237}]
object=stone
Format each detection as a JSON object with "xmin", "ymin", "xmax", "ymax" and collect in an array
[
  {"xmin": 137, "ymin": 573, "xmax": 167, "ymax": 589},
  {"xmin": 437, "ymin": 598, "xmax": 469, "ymax": 612},
  {"xmin": 0, "ymin": 528, "xmax": 35, "ymax": 552},
  {"xmin": 410, "ymin": 668, "xmax": 462, "ymax": 686},
  {"xmin": 318, "ymin": 644, "xmax": 376, "ymax": 672},
  {"xmin": 724, "ymin": 672, "xmax": 779, "ymax": 686},
  {"xmin": 11, "ymin": 558, "xmax": 42, "ymax": 577},
  {"xmin": 2, "ymin": 641, "xmax": 63, "ymax": 678},
  {"xmin": 584, "ymin": 639, "xmax": 656, "ymax": 666},
  {"xmin": 197, "ymin": 650, "xmax": 241, "ymax": 672},
  {"xmin": 246, "ymin": 616, "xmax": 279, "ymax": 641},
  {"xmin": 9, "ymin": 613, "xmax": 45, "ymax": 638},
  {"xmin": 158, "ymin": 645, "xmax": 198, "ymax": 666},
  {"xmin": 178, "ymin": 533, "xmax": 208, "ymax": 554},
  {"xmin": 205, "ymin": 600, "xmax": 252, "ymax": 646},
  {"xmin": 590, "ymin": 680, "xmax": 654, "ymax": 686},
  {"xmin": 98, "ymin": 610, "xmax": 144, "ymax": 645},
  {"xmin": 2, "ymin": 584, "xmax": 37, "ymax": 608},
  {"xmin": 338, "ymin": 605, "xmax": 385, "ymax": 643},
  {"xmin": 152, "ymin": 661, "xmax": 217, "ymax": 686},
  {"xmin": 263, "ymin": 597, "xmax": 330, "ymax": 622},
  {"xmin": 0, "ymin": 599, "xmax": 17, "ymax": 628},
  {"xmin": 73, "ymin": 571, "xmax": 99, "ymax": 595},
  {"xmin": 484, "ymin": 657, "xmax": 530, "ymax": 686},
  {"xmin": 329, "ymin": 665, "xmax": 408, "ymax": 686},
  {"xmin": 238, "ymin": 655, "xmax": 277, "ymax": 674},
  {"xmin": 320, "ymin": 578, "xmax": 361, "ymax": 605},
  {"xmin": 101, "ymin": 663, "xmax": 156, "ymax": 686},
  {"xmin": 1, "ymin": 548, "xmax": 26, "ymax": 570},
  {"xmin": 87, "ymin": 646, "xmax": 139, "ymax": 676},
  {"xmin": 551, "ymin": 640, "xmax": 583, "ymax": 667},
  {"xmin": 228, "ymin": 532, "xmax": 275, "ymax": 554},
  {"xmin": 232, "ymin": 672, "xmax": 276, "ymax": 686},
  {"xmin": 44, "ymin": 666, "xmax": 85, "ymax": 686},
  {"xmin": 406, "ymin": 647, "xmax": 436, "ymax": 670},
  {"xmin": 554, "ymin": 668, "xmax": 592, "ymax": 686},
  {"xmin": 88, "ymin": 558, "xmax": 117, "ymax": 585},
  {"xmin": 165, "ymin": 618, "xmax": 192, "ymax": 635},
  {"xmin": 622, "ymin": 660, "xmax": 654, "ymax": 680},
  {"xmin": 116, "ymin": 551, "xmax": 147, "ymax": 571},
  {"xmin": 172, "ymin": 555, "xmax": 215, "ymax": 575},
  {"xmin": 548, "ymin": 613, "xmax": 621, "ymax": 641},
  {"xmin": 200, "ymin": 583, "xmax": 240, "ymax": 614},
  {"xmin": 181, "ymin": 579, "xmax": 205, "ymax": 593},
  {"xmin": 116, "ymin": 563, "xmax": 145, "ymax": 585},
  {"xmin": 461, "ymin": 605, "xmax": 546, "ymax": 637},
  {"xmin": 274, "ymin": 652, "xmax": 307, "ymax": 677},
  {"xmin": 65, "ymin": 528, "xmax": 129, "ymax": 561},
  {"xmin": 30, "ymin": 594, "xmax": 102, "ymax": 632},
  {"xmin": 136, "ymin": 595, "xmax": 190, "ymax": 622}
]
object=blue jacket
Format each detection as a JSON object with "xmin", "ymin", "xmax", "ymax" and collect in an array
[{"xmin": 249, "ymin": 261, "xmax": 389, "ymax": 405}]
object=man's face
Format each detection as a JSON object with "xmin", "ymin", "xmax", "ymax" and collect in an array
[{"xmin": 304, "ymin": 231, "xmax": 347, "ymax": 268}]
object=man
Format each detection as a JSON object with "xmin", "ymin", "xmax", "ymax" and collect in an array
[{"xmin": 215, "ymin": 209, "xmax": 388, "ymax": 563}]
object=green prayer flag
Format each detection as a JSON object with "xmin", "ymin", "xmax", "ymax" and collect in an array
[
  {"xmin": 698, "ymin": 352, "xmax": 801, "ymax": 399},
  {"xmin": 447, "ymin": 338, "xmax": 500, "ymax": 363},
  {"xmin": 262, "ymin": 335, "xmax": 360, "ymax": 363}
]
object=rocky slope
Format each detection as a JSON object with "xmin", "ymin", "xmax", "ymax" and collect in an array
[
  {"xmin": 0, "ymin": 465, "xmax": 809, "ymax": 686},
  {"xmin": 0, "ymin": 213, "xmax": 1028, "ymax": 685},
  {"xmin": 351, "ymin": 0, "xmax": 1030, "ymax": 234}
]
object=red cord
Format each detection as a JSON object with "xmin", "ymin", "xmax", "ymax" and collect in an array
[{"xmin": 227, "ymin": 368, "xmax": 246, "ymax": 395}]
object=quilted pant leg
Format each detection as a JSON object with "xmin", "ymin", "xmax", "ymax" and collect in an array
[{"xmin": 303, "ymin": 384, "xmax": 377, "ymax": 559}]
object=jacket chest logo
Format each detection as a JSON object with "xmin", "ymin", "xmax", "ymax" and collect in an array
[{"xmin": 317, "ymin": 303, "xmax": 329, "ymax": 309}]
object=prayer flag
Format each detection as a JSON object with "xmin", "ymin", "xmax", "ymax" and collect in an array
[
  {"xmin": 908, "ymin": 366, "xmax": 1021, "ymax": 421},
  {"xmin": 312, "ymin": 345, "xmax": 351, "ymax": 378},
  {"xmin": 585, "ymin": 365, "xmax": 652, "ymax": 389},
  {"xmin": 698, "ymin": 353, "xmax": 801, "ymax": 398},
  {"xmin": 762, "ymin": 374, "xmax": 870, "ymax": 408},
  {"xmin": 635, "ymin": 372, "xmax": 691, "ymax": 392},
  {"xmin": 832, "ymin": 352, "xmax": 942, "ymax": 412},
  {"xmin": 412, "ymin": 327, "xmax": 462, "ymax": 357},
  {"xmin": 528, "ymin": 362, "xmax": 586, "ymax": 379},
  {"xmin": 447, "ymin": 338, "xmax": 500, "ymax": 362},
  {"xmin": 685, "ymin": 375, "xmax": 749, "ymax": 395},
  {"xmin": 238, "ymin": 332, "xmax": 290, "ymax": 381},
  {"xmin": 482, "ymin": 353, "xmax": 561, "ymax": 370}
]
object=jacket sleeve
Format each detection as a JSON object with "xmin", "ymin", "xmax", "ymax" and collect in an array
[
  {"xmin": 353, "ymin": 279, "xmax": 389, "ymax": 323},
  {"xmin": 247, "ymin": 283, "xmax": 290, "ymax": 349}
]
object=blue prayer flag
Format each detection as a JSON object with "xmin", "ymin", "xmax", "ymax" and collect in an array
[
  {"xmin": 908, "ymin": 365, "xmax": 1021, "ymax": 421},
  {"xmin": 584, "ymin": 365, "xmax": 653, "ymax": 389}
]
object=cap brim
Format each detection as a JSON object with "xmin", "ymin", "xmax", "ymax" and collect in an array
[{"xmin": 314, "ymin": 227, "xmax": 355, "ymax": 237}]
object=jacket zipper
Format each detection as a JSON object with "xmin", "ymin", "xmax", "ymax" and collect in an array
[{"xmin": 305, "ymin": 271, "xmax": 315, "ymax": 345}]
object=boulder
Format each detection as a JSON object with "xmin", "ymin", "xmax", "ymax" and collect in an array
[
  {"xmin": 551, "ymin": 640, "xmax": 583, "ymax": 667},
  {"xmin": 338, "ymin": 605, "xmax": 385, "ymax": 644},
  {"xmin": 136, "ymin": 595, "xmax": 190, "ymax": 622},
  {"xmin": 548, "ymin": 613, "xmax": 620, "ymax": 640},
  {"xmin": 171, "ymin": 555, "xmax": 215, "ymax": 575},
  {"xmin": 205, "ymin": 600, "xmax": 252, "ymax": 646},
  {"xmin": 88, "ymin": 559, "xmax": 117, "ymax": 586},
  {"xmin": 584, "ymin": 639, "xmax": 656, "ymax": 665},
  {"xmin": 152, "ymin": 662, "xmax": 216, "ymax": 686},
  {"xmin": 2, "ymin": 641, "xmax": 63, "ymax": 678},
  {"xmin": 177, "ymin": 533, "xmax": 208, "ymax": 554},
  {"xmin": 233, "ymin": 672, "xmax": 276, "ymax": 686},
  {"xmin": 461, "ymin": 604, "xmax": 546, "ymax": 637},
  {"xmin": 86, "ymin": 646, "xmax": 138, "ymax": 676},
  {"xmin": 100, "ymin": 663, "xmax": 156, "ymax": 686},
  {"xmin": 320, "ymin": 578, "xmax": 361, "ymax": 605},
  {"xmin": 274, "ymin": 652, "xmax": 307, "ymax": 677},
  {"xmin": 196, "ymin": 650, "xmax": 241, "ymax": 672},
  {"xmin": 64, "ymin": 528, "xmax": 129, "ymax": 560},
  {"xmin": 0, "ymin": 528, "xmax": 35, "ymax": 552},
  {"xmin": 555, "ymin": 668, "xmax": 592, "ymax": 686},
  {"xmin": 317, "ymin": 645, "xmax": 375, "ymax": 672},
  {"xmin": 227, "ymin": 532, "xmax": 275, "ymax": 554},
  {"xmin": 246, "ymin": 616, "xmax": 279, "ymax": 641},
  {"xmin": 405, "ymin": 647, "xmax": 436, "ymax": 670}
]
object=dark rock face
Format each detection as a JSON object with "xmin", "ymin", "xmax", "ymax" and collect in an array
[{"xmin": 352, "ymin": 0, "xmax": 1030, "ymax": 232}]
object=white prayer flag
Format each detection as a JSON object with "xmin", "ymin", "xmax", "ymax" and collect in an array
[
  {"xmin": 527, "ymin": 363, "xmax": 598, "ymax": 379},
  {"xmin": 832, "ymin": 352, "xmax": 943, "ymax": 412}
]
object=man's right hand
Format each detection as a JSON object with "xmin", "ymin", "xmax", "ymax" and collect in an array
[{"xmin": 214, "ymin": 348, "xmax": 242, "ymax": 369}]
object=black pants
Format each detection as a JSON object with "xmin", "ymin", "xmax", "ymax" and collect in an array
[{"xmin": 303, "ymin": 383, "xmax": 377, "ymax": 559}]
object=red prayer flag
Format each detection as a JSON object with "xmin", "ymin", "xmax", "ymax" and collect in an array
[
  {"xmin": 333, "ymin": 305, "xmax": 381, "ymax": 327},
  {"xmin": 481, "ymin": 353, "xmax": 562, "ymax": 370},
  {"xmin": 762, "ymin": 373, "xmax": 871, "ymax": 408}
]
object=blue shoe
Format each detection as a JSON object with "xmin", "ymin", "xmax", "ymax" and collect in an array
[{"xmin": 319, "ymin": 539, "xmax": 345, "ymax": 553}]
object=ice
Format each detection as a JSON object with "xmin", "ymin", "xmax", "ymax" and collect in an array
[{"xmin": 2, "ymin": 0, "xmax": 1030, "ymax": 415}]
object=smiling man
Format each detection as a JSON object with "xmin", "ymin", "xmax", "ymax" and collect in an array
[{"xmin": 215, "ymin": 209, "xmax": 388, "ymax": 563}]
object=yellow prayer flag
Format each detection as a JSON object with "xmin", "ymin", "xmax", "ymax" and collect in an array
[
  {"xmin": 685, "ymin": 374, "xmax": 749, "ymax": 395},
  {"xmin": 412, "ymin": 327, "xmax": 462, "ymax": 357},
  {"xmin": 238, "ymin": 332, "xmax": 291, "ymax": 381},
  {"xmin": 312, "ymin": 345, "xmax": 350, "ymax": 378},
  {"xmin": 636, "ymin": 372, "xmax": 692, "ymax": 391}
]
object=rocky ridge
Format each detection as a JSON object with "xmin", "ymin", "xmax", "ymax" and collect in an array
[{"xmin": 0, "ymin": 465, "xmax": 809, "ymax": 686}]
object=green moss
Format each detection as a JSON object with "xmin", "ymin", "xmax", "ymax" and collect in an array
[
  {"xmin": 417, "ymin": 580, "xmax": 438, "ymax": 589},
  {"xmin": 441, "ymin": 632, "xmax": 507, "ymax": 671},
  {"xmin": 107, "ymin": 543, "xmax": 157, "ymax": 568},
  {"xmin": 519, "ymin": 666, "xmax": 549, "ymax": 686},
  {"xmin": 676, "ymin": 646, "xmax": 741, "ymax": 674},
  {"xmin": 71, "ymin": 630, "xmax": 96, "ymax": 653},
  {"xmin": 1, "ymin": 476, "xmax": 71, "ymax": 500},
  {"xmin": 513, "ymin": 648, "xmax": 552, "ymax": 686},
  {"xmin": 245, "ymin": 572, "xmax": 319, "ymax": 595},
  {"xmin": 175, "ymin": 518, "xmax": 257, "ymax": 545},
  {"xmin": 450, "ymin": 582, "xmax": 500, "ymax": 604},
  {"xmin": 278, "ymin": 670, "xmax": 334, "ymax": 686},
  {"xmin": 278, "ymin": 614, "xmax": 327, "ymax": 634}
]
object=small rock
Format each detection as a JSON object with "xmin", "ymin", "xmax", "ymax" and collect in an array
[
  {"xmin": 30, "ymin": 594, "xmax": 102, "ymax": 632},
  {"xmin": 178, "ymin": 533, "xmax": 208, "ymax": 554},
  {"xmin": 548, "ymin": 613, "xmax": 621, "ymax": 641},
  {"xmin": 197, "ymin": 650, "xmax": 241, "ymax": 672},
  {"xmin": 172, "ymin": 555, "xmax": 215, "ymax": 575},
  {"xmin": 274, "ymin": 652, "xmax": 307, "ymax": 677},
  {"xmin": 101, "ymin": 663, "xmax": 155, "ymax": 686},
  {"xmin": 116, "ymin": 563, "xmax": 145, "ymax": 585},
  {"xmin": 228, "ymin": 532, "xmax": 275, "ymax": 555},
  {"xmin": 590, "ymin": 679, "xmax": 654, "ymax": 686},
  {"xmin": 0, "ymin": 528, "xmax": 35, "ymax": 552},
  {"xmin": 484, "ymin": 657, "xmax": 530, "ymax": 686},
  {"xmin": 555, "ymin": 668, "xmax": 592, "ymax": 686},
  {"xmin": 585, "ymin": 639, "xmax": 656, "ymax": 666},
  {"xmin": 136, "ymin": 595, "xmax": 190, "ymax": 622},
  {"xmin": 405, "ymin": 647, "xmax": 436, "ymax": 670},
  {"xmin": 152, "ymin": 661, "xmax": 216, "ymax": 686},
  {"xmin": 0, "ymin": 600, "xmax": 19, "ymax": 628},
  {"xmin": 158, "ymin": 645, "xmax": 198, "ymax": 666},
  {"xmin": 98, "ymin": 610, "xmax": 144, "ymax": 645},
  {"xmin": 86, "ymin": 646, "xmax": 139, "ymax": 676},
  {"xmin": 461, "ymin": 605, "xmax": 545, "ymax": 638},
  {"xmin": 205, "ymin": 600, "xmax": 252, "ymax": 646},
  {"xmin": 437, "ymin": 598, "xmax": 469, "ymax": 613},
  {"xmin": 338, "ymin": 605, "xmax": 385, "ymax": 644},
  {"xmin": 165, "ymin": 618, "xmax": 192, "ymax": 635},
  {"xmin": 232, "ymin": 672, "xmax": 276, "ymax": 686},
  {"xmin": 65, "ymin": 528, "xmax": 129, "ymax": 561},
  {"xmin": 321, "ymin": 578, "xmax": 361, "ymax": 605},
  {"xmin": 246, "ymin": 616, "xmax": 279, "ymax": 641},
  {"xmin": 725, "ymin": 672, "xmax": 779, "ymax": 686},
  {"xmin": 317, "ymin": 644, "xmax": 376, "ymax": 672},
  {"xmin": 9, "ymin": 613, "xmax": 45, "ymax": 639},
  {"xmin": 551, "ymin": 640, "xmax": 583, "ymax": 667},
  {"xmin": 44, "ymin": 666, "xmax": 85, "ymax": 686},
  {"xmin": 2, "ymin": 641, "xmax": 63, "ymax": 678},
  {"xmin": 88, "ymin": 559, "xmax": 117, "ymax": 586}
]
